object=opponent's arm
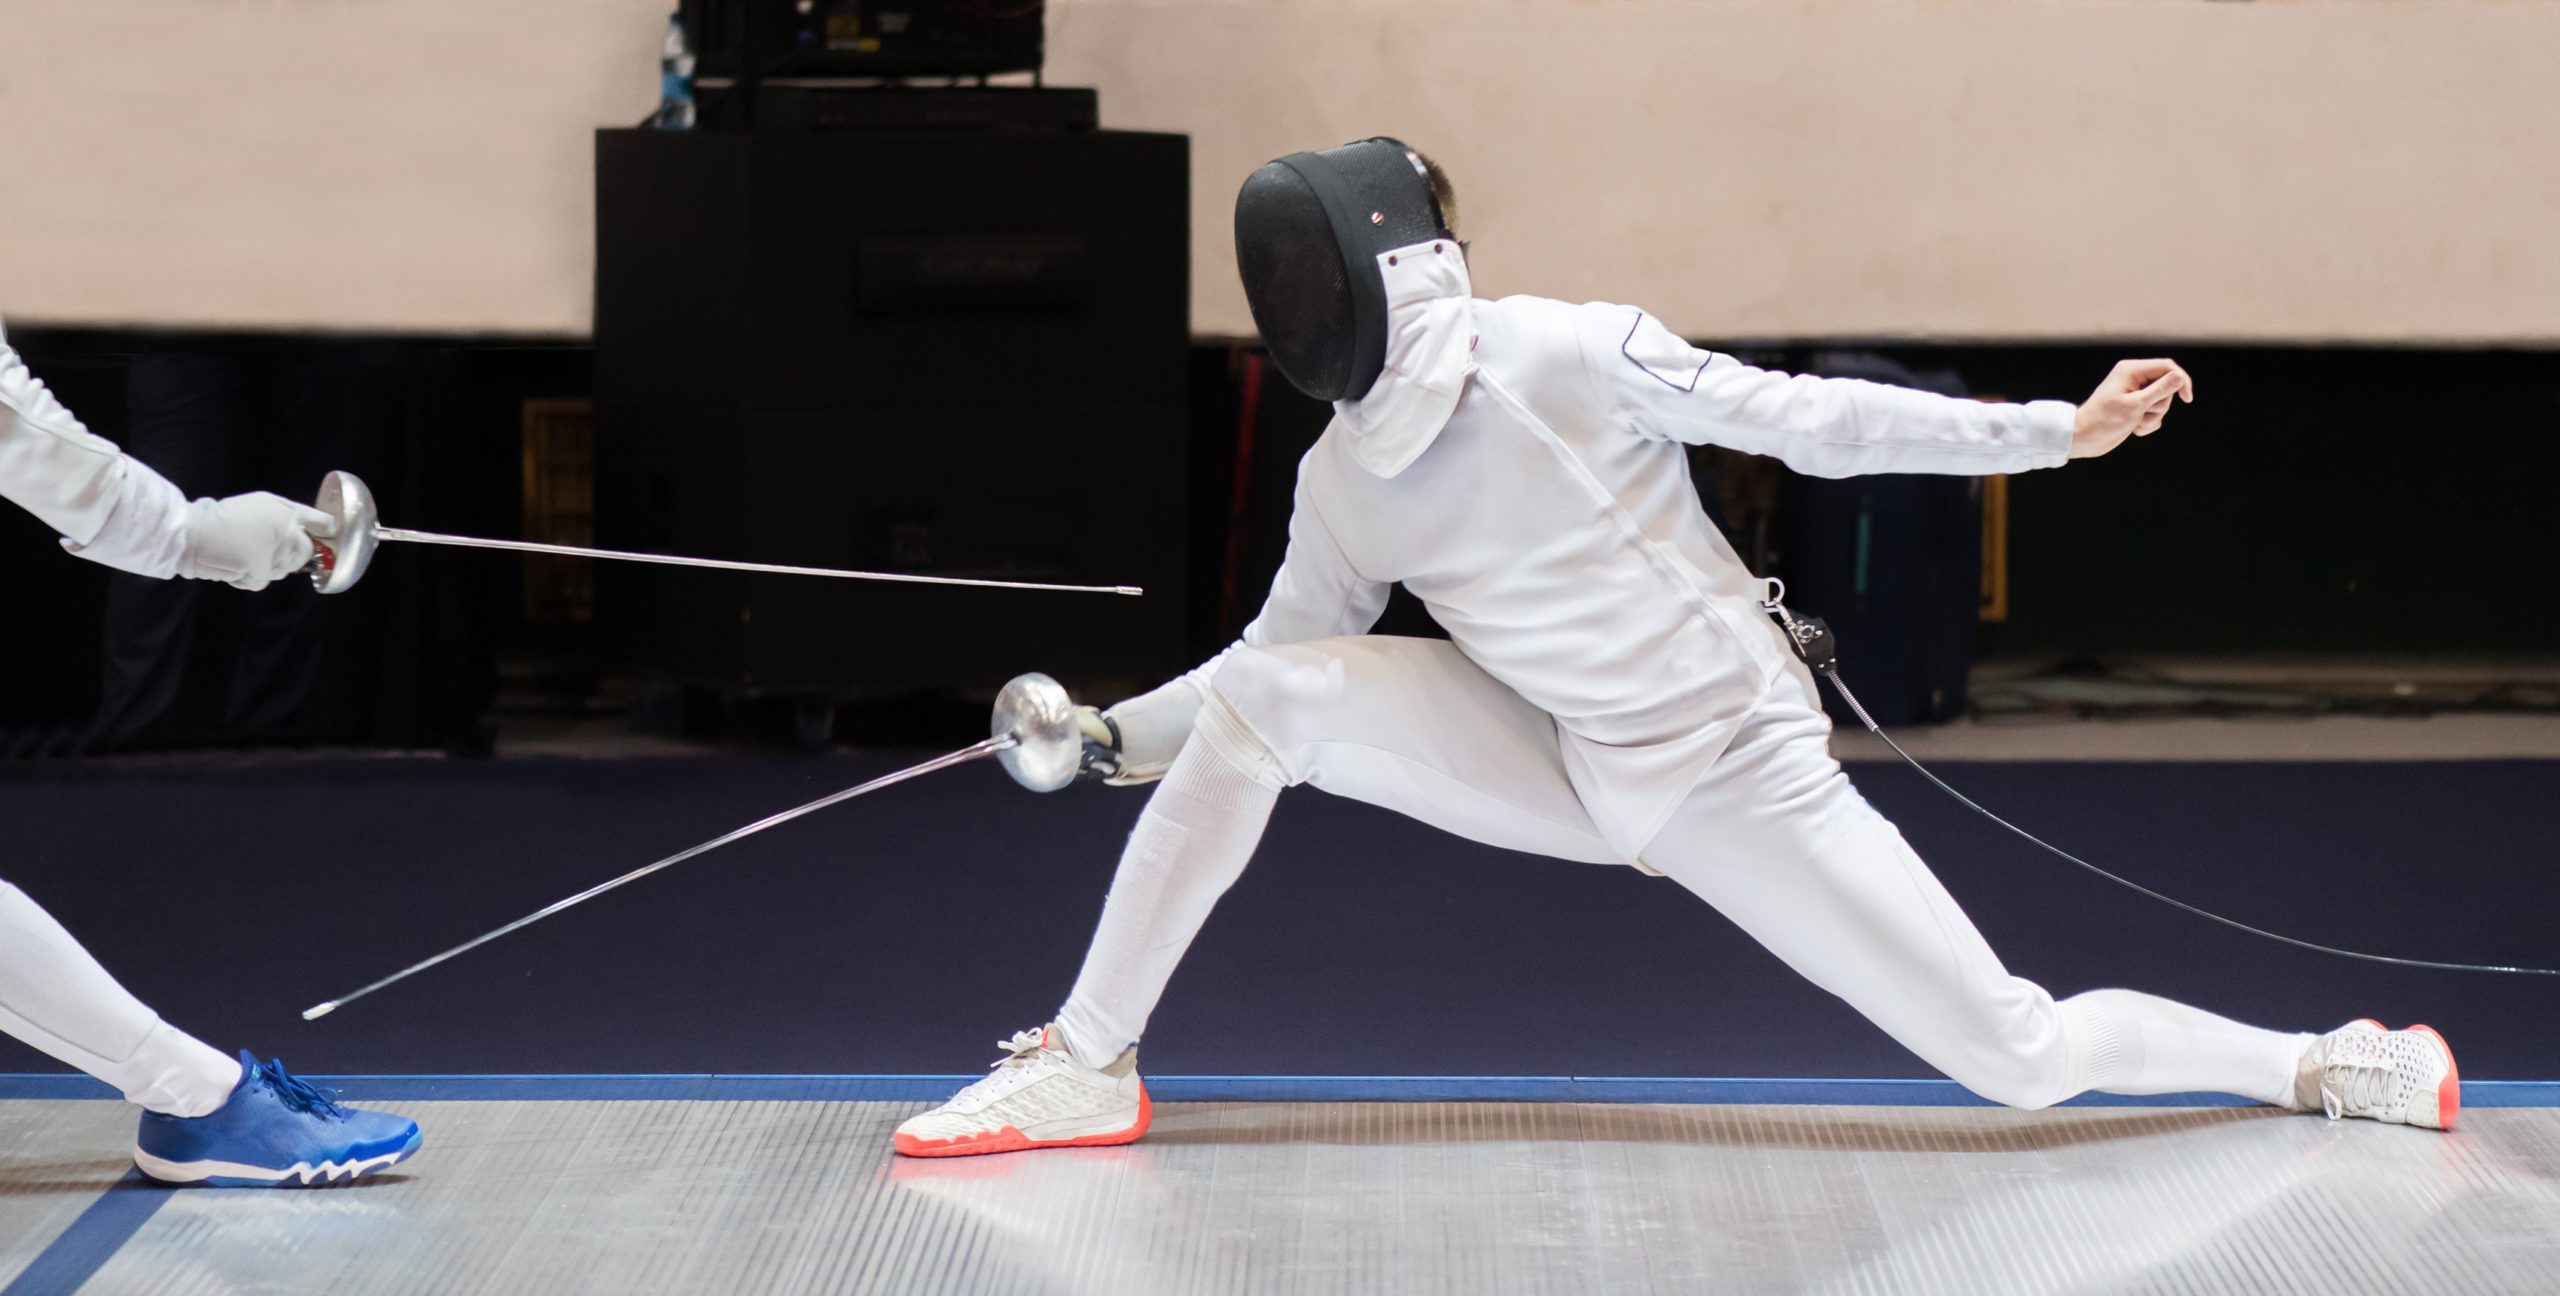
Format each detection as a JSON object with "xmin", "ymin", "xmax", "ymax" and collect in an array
[
  {"xmin": 1079, "ymin": 451, "xmax": 1389, "ymax": 785},
  {"xmin": 1, "ymin": 333, "xmax": 333, "ymax": 589},
  {"xmin": 1589, "ymin": 308, "xmax": 2190, "ymax": 477}
]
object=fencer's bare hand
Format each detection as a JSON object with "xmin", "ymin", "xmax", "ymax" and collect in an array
[{"xmin": 2070, "ymin": 359, "xmax": 2194, "ymax": 460}]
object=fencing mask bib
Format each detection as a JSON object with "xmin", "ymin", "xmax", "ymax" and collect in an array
[{"xmin": 1234, "ymin": 138, "xmax": 1456, "ymax": 404}]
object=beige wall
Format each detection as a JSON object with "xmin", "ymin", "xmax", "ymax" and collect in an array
[
  {"xmin": 2, "ymin": 1, "xmax": 2553, "ymax": 343},
  {"xmin": 0, "ymin": 0, "xmax": 660, "ymax": 336}
]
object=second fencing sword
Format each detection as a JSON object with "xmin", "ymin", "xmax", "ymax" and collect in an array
[
  {"xmin": 301, "ymin": 672, "xmax": 1088, "ymax": 1020},
  {"xmin": 301, "ymin": 471, "xmax": 1143, "ymax": 597}
]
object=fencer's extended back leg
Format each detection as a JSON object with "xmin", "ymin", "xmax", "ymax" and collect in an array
[
  {"xmin": 1641, "ymin": 672, "xmax": 2306, "ymax": 1110},
  {"xmin": 1202, "ymin": 637, "xmax": 1622, "ymax": 867}
]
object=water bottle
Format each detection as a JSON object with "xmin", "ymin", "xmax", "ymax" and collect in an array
[{"xmin": 657, "ymin": 12, "xmax": 696, "ymax": 131}]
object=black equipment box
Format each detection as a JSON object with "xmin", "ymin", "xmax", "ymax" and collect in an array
[
  {"xmin": 683, "ymin": 0, "xmax": 1043, "ymax": 80},
  {"xmin": 694, "ymin": 84, "xmax": 1096, "ymax": 134},
  {"xmin": 592, "ymin": 127, "xmax": 1190, "ymax": 701}
]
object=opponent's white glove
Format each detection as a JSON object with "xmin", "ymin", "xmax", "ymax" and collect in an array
[{"xmin": 173, "ymin": 491, "xmax": 337, "ymax": 590}]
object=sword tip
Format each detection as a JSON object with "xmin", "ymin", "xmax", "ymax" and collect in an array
[
  {"xmin": 301, "ymin": 1002, "xmax": 337, "ymax": 1021},
  {"xmin": 1115, "ymin": 586, "xmax": 1144, "ymax": 596}
]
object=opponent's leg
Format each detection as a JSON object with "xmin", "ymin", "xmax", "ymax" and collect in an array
[
  {"xmin": 1640, "ymin": 667, "xmax": 2453, "ymax": 1125},
  {"xmin": 1, "ymin": 879, "xmax": 240, "ymax": 1114},
  {"xmin": 89, "ymin": 354, "xmax": 241, "ymax": 747},
  {"xmin": 1, "ymin": 879, "xmax": 426, "ymax": 1181}
]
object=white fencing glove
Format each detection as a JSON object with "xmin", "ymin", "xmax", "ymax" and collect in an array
[
  {"xmin": 171, "ymin": 491, "xmax": 337, "ymax": 590},
  {"xmin": 1076, "ymin": 676, "xmax": 1209, "ymax": 786},
  {"xmin": 11, "ymin": 331, "xmax": 330, "ymax": 589}
]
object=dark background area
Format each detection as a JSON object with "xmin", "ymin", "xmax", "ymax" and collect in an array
[
  {"xmin": 1208, "ymin": 341, "xmax": 2560, "ymax": 658},
  {"xmin": 589, "ymin": 128, "xmax": 1194, "ymax": 708},
  {"xmin": 1934, "ymin": 345, "xmax": 2560, "ymax": 655},
  {"xmin": 6, "ymin": 327, "xmax": 2557, "ymax": 1081},
  {"xmin": 8, "ymin": 331, "xmax": 2558, "ymax": 753},
  {"xmin": 0, "ymin": 336, "xmax": 592, "ymax": 752}
]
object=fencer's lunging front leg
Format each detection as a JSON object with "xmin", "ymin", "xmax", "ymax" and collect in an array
[
  {"xmin": 1052, "ymin": 725, "xmax": 1280, "ymax": 1071},
  {"xmin": 1053, "ymin": 634, "xmax": 1618, "ymax": 1069},
  {"xmin": 891, "ymin": 724, "xmax": 1273, "ymax": 1158}
]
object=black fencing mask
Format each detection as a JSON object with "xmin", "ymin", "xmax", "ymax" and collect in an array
[{"xmin": 1234, "ymin": 138, "xmax": 1455, "ymax": 403}]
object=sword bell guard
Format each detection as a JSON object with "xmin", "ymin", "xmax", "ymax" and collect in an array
[
  {"xmin": 309, "ymin": 470, "xmax": 381, "ymax": 595},
  {"xmin": 993, "ymin": 672, "xmax": 1082, "ymax": 793}
]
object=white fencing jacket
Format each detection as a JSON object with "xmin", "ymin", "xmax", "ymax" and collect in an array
[
  {"xmin": 1163, "ymin": 242, "xmax": 2076, "ymax": 856},
  {"xmin": 0, "ymin": 325, "xmax": 193, "ymax": 577}
]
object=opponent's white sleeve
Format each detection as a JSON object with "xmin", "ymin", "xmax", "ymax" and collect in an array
[
  {"xmin": 1101, "ymin": 459, "xmax": 1393, "ymax": 781},
  {"xmin": 1588, "ymin": 307, "xmax": 2076, "ymax": 478},
  {"xmin": 0, "ymin": 335, "xmax": 193, "ymax": 576}
]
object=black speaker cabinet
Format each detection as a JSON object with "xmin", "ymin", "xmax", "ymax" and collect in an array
[{"xmin": 593, "ymin": 127, "xmax": 1189, "ymax": 700}]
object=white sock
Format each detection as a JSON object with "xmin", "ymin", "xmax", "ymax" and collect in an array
[
  {"xmin": 0, "ymin": 881, "xmax": 241, "ymax": 1116},
  {"xmin": 2062, "ymin": 988, "xmax": 2314, "ymax": 1109},
  {"xmin": 1053, "ymin": 733, "xmax": 1278, "ymax": 1071}
]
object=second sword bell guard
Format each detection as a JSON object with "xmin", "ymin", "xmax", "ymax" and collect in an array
[{"xmin": 308, "ymin": 470, "xmax": 381, "ymax": 595}]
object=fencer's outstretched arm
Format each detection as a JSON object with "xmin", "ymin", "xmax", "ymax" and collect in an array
[
  {"xmin": 1586, "ymin": 308, "xmax": 2186, "ymax": 477},
  {"xmin": 1084, "ymin": 456, "xmax": 1390, "ymax": 784},
  {"xmin": 0, "ymin": 327, "xmax": 332, "ymax": 589}
]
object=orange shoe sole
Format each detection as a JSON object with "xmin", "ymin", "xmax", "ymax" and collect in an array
[
  {"xmin": 2408, "ymin": 1024, "xmax": 2460, "ymax": 1131},
  {"xmin": 894, "ymin": 1085, "xmax": 1152, "ymax": 1158}
]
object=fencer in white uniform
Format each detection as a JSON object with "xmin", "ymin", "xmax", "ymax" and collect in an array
[
  {"xmin": 895, "ymin": 141, "xmax": 2458, "ymax": 1157},
  {"xmin": 2, "ymin": 322, "xmax": 421, "ymax": 1185}
]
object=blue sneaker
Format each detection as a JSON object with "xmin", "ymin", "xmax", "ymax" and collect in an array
[{"xmin": 133, "ymin": 1051, "xmax": 422, "ymax": 1187}]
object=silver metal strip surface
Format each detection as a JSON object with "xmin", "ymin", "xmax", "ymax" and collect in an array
[{"xmin": 6, "ymin": 1099, "xmax": 2551, "ymax": 1294}]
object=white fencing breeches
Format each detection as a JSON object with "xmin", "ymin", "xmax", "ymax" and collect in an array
[
  {"xmin": 1062, "ymin": 635, "xmax": 2310, "ymax": 1109},
  {"xmin": 0, "ymin": 879, "xmax": 240, "ymax": 1115}
]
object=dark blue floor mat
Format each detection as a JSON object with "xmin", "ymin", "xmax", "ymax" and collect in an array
[{"xmin": 2, "ymin": 752, "xmax": 2553, "ymax": 1080}]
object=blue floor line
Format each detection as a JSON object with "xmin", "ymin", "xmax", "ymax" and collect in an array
[
  {"xmin": 1, "ymin": 1170, "xmax": 168, "ymax": 1296},
  {"xmin": 6, "ymin": 1073, "xmax": 2557, "ymax": 1106}
]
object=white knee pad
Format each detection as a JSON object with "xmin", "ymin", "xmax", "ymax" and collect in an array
[
  {"xmin": 1196, "ymin": 646, "xmax": 1326, "ymax": 792},
  {"xmin": 1934, "ymin": 983, "xmax": 2082, "ymax": 1112}
]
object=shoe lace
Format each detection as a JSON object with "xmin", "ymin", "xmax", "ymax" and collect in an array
[
  {"xmin": 988, "ymin": 1027, "xmax": 1051, "ymax": 1072},
  {"xmin": 259, "ymin": 1058, "xmax": 348, "ymax": 1120},
  {"xmin": 2320, "ymin": 1033, "xmax": 2404, "ymax": 1120},
  {"xmin": 945, "ymin": 1028, "xmax": 1055, "ymax": 1104}
]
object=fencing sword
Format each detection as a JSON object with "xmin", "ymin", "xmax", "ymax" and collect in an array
[
  {"xmin": 301, "ymin": 672, "xmax": 1088, "ymax": 1020},
  {"xmin": 301, "ymin": 471, "xmax": 1142, "ymax": 597}
]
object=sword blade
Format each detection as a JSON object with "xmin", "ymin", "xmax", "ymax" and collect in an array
[
  {"xmin": 301, "ymin": 735, "xmax": 1017, "ymax": 1020},
  {"xmin": 376, "ymin": 527, "xmax": 1143, "ymax": 596}
]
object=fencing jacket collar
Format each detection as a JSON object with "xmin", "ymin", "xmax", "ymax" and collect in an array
[{"xmin": 1330, "ymin": 240, "xmax": 1476, "ymax": 479}]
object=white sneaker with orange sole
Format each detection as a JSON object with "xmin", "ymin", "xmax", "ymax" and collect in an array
[
  {"xmin": 2315, "ymin": 1018, "xmax": 2459, "ymax": 1130},
  {"xmin": 895, "ymin": 1024, "xmax": 1151, "ymax": 1157}
]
